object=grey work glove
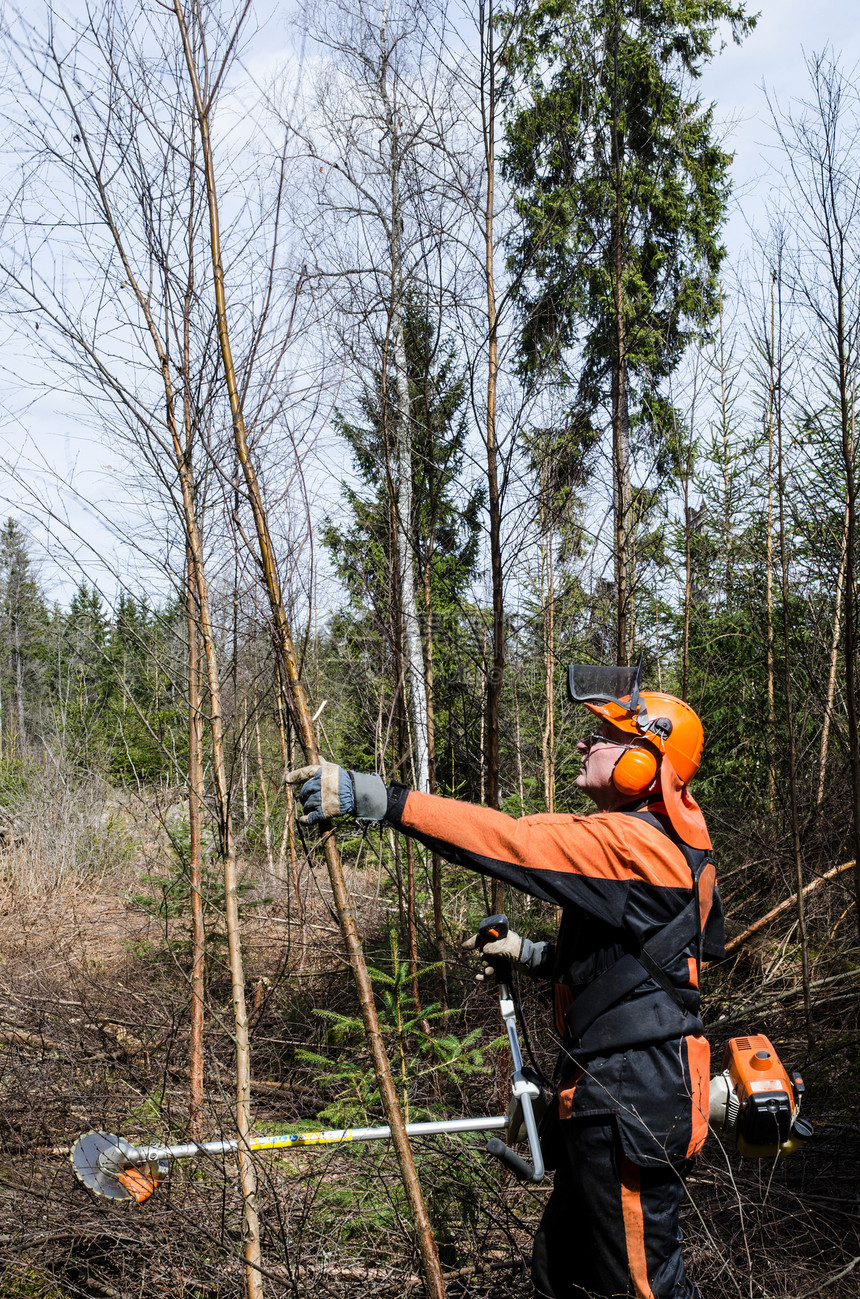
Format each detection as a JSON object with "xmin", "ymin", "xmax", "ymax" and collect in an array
[
  {"xmin": 286, "ymin": 761, "xmax": 388, "ymax": 825},
  {"xmin": 461, "ymin": 925, "xmax": 546, "ymax": 984}
]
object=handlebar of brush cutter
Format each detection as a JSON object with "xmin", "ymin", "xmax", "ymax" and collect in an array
[{"xmin": 476, "ymin": 914, "xmax": 545, "ymax": 1183}]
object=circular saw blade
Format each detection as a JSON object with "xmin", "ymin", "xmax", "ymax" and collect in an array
[{"xmin": 71, "ymin": 1131, "xmax": 137, "ymax": 1199}]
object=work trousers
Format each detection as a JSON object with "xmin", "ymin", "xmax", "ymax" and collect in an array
[{"xmin": 532, "ymin": 1115, "xmax": 700, "ymax": 1299}]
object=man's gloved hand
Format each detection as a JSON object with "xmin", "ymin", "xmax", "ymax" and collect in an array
[
  {"xmin": 461, "ymin": 923, "xmax": 543, "ymax": 984},
  {"xmin": 286, "ymin": 761, "xmax": 387, "ymax": 825}
]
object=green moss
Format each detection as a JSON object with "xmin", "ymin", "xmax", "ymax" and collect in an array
[{"xmin": 0, "ymin": 1264, "xmax": 69, "ymax": 1298}]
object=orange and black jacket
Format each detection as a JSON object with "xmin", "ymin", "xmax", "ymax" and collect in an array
[{"xmin": 385, "ymin": 784, "xmax": 724, "ymax": 1168}]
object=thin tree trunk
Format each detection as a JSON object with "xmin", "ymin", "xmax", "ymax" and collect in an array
[
  {"xmin": 514, "ymin": 676, "xmax": 525, "ymax": 813},
  {"xmin": 480, "ymin": 1, "xmax": 505, "ymax": 863},
  {"xmin": 611, "ymin": 19, "xmax": 632, "ymax": 663},
  {"xmin": 541, "ymin": 459, "xmax": 555, "ymax": 812},
  {"xmin": 682, "ymin": 469, "xmax": 692, "ymax": 702},
  {"xmin": 253, "ymin": 677, "xmax": 274, "ymax": 875},
  {"xmin": 197, "ymin": 564, "xmax": 261, "ymax": 1297},
  {"xmin": 837, "ymin": 334, "xmax": 860, "ymax": 946},
  {"xmin": 818, "ymin": 498, "xmax": 850, "ymax": 804},
  {"xmin": 766, "ymin": 279, "xmax": 777, "ymax": 814},
  {"xmin": 275, "ymin": 685, "xmax": 305, "ymax": 970},
  {"xmin": 275, "ymin": 672, "xmax": 304, "ymax": 934},
  {"xmin": 774, "ymin": 272, "xmax": 813, "ymax": 1040},
  {"xmin": 424, "ymin": 569, "xmax": 447, "ymax": 1009},
  {"xmin": 172, "ymin": 7, "xmax": 445, "ymax": 1290},
  {"xmin": 176, "ymin": 442, "xmax": 261, "ymax": 1296},
  {"xmin": 718, "ymin": 297, "xmax": 733, "ymax": 602},
  {"xmin": 479, "ymin": 630, "xmax": 487, "ymax": 806},
  {"xmin": 405, "ymin": 834, "xmax": 421, "ymax": 1009},
  {"xmin": 12, "ymin": 605, "xmax": 25, "ymax": 750},
  {"xmin": 241, "ymin": 694, "xmax": 249, "ymax": 824},
  {"xmin": 381, "ymin": 76, "xmax": 429, "ymax": 796},
  {"xmin": 186, "ymin": 549, "xmax": 205, "ymax": 1142}
]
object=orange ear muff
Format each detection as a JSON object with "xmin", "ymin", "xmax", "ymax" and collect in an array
[{"xmin": 612, "ymin": 747, "xmax": 658, "ymax": 797}]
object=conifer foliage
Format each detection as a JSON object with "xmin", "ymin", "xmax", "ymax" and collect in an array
[{"xmin": 503, "ymin": 0, "xmax": 755, "ymax": 655}]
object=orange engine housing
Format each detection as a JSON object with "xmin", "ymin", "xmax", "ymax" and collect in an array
[{"xmin": 722, "ymin": 1033, "xmax": 802, "ymax": 1157}]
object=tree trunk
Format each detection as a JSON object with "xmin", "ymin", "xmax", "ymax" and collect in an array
[
  {"xmin": 424, "ymin": 569, "xmax": 447, "ymax": 1008},
  {"xmin": 12, "ymin": 606, "xmax": 25, "ymax": 750},
  {"xmin": 176, "ymin": 437, "xmax": 261, "ymax": 1299},
  {"xmin": 481, "ymin": 1, "xmax": 505, "ymax": 859},
  {"xmin": 774, "ymin": 273, "xmax": 813, "ymax": 1040},
  {"xmin": 611, "ymin": 21, "xmax": 632, "ymax": 664},
  {"xmin": 682, "ymin": 487, "xmax": 692, "ymax": 702},
  {"xmin": 253, "ymin": 677, "xmax": 274, "ymax": 875},
  {"xmin": 766, "ymin": 279, "xmax": 777, "ymax": 815},
  {"xmin": 186, "ymin": 549, "xmax": 205, "ymax": 1142},
  {"xmin": 275, "ymin": 669, "xmax": 304, "ymax": 931},
  {"xmin": 836, "ymin": 310, "xmax": 860, "ymax": 945},
  {"xmin": 541, "ymin": 459, "xmax": 555, "ymax": 812},
  {"xmin": 717, "ymin": 298, "xmax": 732, "ymax": 602},
  {"xmin": 818, "ymin": 499, "xmax": 850, "ymax": 804},
  {"xmin": 514, "ymin": 676, "xmax": 525, "ymax": 813},
  {"xmin": 383, "ymin": 81, "xmax": 429, "ymax": 796}
]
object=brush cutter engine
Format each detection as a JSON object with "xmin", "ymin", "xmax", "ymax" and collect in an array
[{"xmin": 709, "ymin": 1034, "xmax": 813, "ymax": 1157}]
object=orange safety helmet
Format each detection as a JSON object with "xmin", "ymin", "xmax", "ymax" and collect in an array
[
  {"xmin": 583, "ymin": 691, "xmax": 704, "ymax": 786},
  {"xmin": 567, "ymin": 661, "xmax": 710, "ymax": 848}
]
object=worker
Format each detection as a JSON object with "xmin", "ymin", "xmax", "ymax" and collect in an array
[{"xmin": 288, "ymin": 661, "xmax": 724, "ymax": 1299}]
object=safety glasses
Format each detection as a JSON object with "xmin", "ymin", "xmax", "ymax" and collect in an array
[{"xmin": 585, "ymin": 732, "xmax": 629, "ymax": 749}]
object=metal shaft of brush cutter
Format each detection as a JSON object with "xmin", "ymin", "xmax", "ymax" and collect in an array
[{"xmin": 127, "ymin": 1114, "xmax": 509, "ymax": 1165}]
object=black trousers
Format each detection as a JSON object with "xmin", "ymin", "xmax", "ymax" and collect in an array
[{"xmin": 532, "ymin": 1116, "xmax": 699, "ymax": 1299}]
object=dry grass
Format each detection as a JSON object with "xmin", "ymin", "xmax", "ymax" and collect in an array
[{"xmin": 0, "ymin": 758, "xmax": 141, "ymax": 900}]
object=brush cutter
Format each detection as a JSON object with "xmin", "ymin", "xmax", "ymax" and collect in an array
[{"xmin": 70, "ymin": 915, "xmax": 546, "ymax": 1204}]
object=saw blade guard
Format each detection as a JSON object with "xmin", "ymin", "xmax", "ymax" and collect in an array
[{"xmin": 71, "ymin": 1131, "xmax": 166, "ymax": 1202}]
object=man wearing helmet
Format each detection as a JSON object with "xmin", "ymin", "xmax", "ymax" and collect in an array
[{"xmin": 289, "ymin": 661, "xmax": 723, "ymax": 1299}]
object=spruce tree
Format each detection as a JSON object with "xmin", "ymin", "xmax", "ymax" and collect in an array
[
  {"xmin": 325, "ymin": 304, "xmax": 483, "ymax": 792},
  {"xmin": 503, "ymin": 0, "xmax": 754, "ymax": 657},
  {"xmin": 0, "ymin": 519, "xmax": 49, "ymax": 751}
]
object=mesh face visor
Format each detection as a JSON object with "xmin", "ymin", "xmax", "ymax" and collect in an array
[{"xmin": 566, "ymin": 662, "xmax": 643, "ymax": 714}]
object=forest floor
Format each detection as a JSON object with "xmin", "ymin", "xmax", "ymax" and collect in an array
[{"xmin": 0, "ymin": 785, "xmax": 857, "ymax": 1298}]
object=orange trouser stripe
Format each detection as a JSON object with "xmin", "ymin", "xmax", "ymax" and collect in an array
[{"xmin": 621, "ymin": 1158, "xmax": 656, "ymax": 1299}]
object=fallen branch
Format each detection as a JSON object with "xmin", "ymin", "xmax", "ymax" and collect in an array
[
  {"xmin": 796, "ymin": 1254, "xmax": 860, "ymax": 1299},
  {"xmin": 712, "ymin": 968, "xmax": 858, "ymax": 1023},
  {"xmin": 725, "ymin": 860, "xmax": 855, "ymax": 954},
  {"xmin": 0, "ymin": 1025, "xmax": 134, "ymax": 1062}
]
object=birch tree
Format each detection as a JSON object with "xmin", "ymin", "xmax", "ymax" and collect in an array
[{"xmin": 172, "ymin": 2, "xmax": 447, "ymax": 1291}]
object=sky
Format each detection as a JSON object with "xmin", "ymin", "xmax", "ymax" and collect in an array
[
  {"xmin": 3, "ymin": 0, "xmax": 860, "ymax": 607},
  {"xmin": 698, "ymin": 0, "xmax": 860, "ymax": 261}
]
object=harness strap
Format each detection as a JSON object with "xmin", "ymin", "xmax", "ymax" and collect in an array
[
  {"xmin": 563, "ymin": 898, "xmax": 698, "ymax": 1048},
  {"xmin": 563, "ymin": 806, "xmax": 710, "ymax": 1055}
]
